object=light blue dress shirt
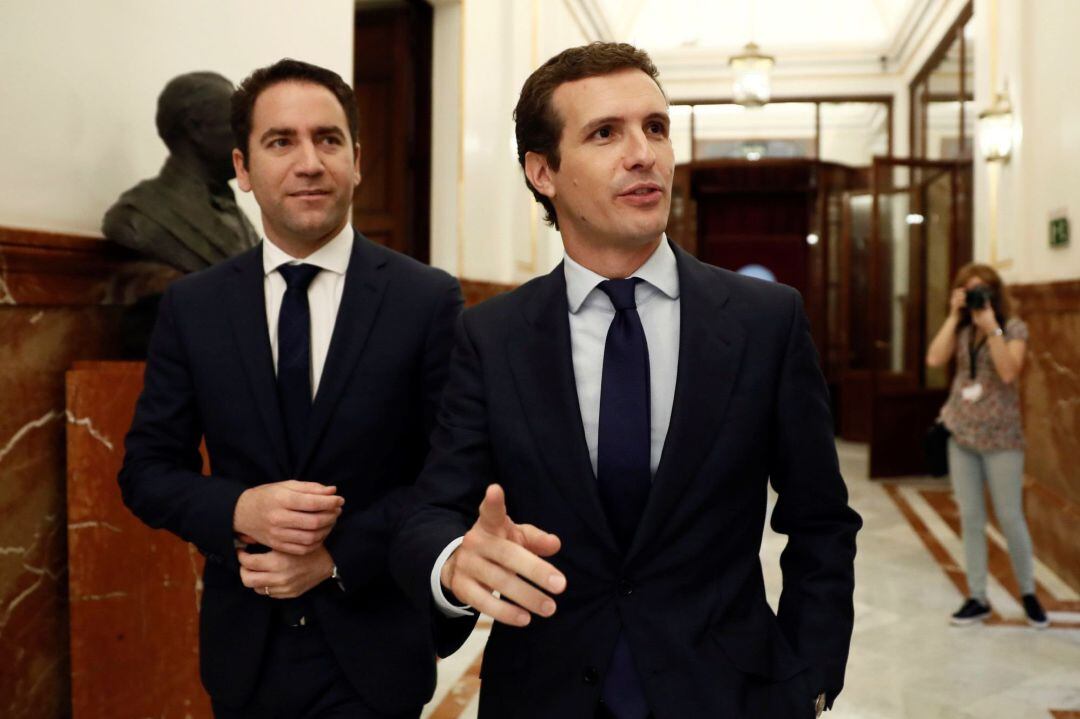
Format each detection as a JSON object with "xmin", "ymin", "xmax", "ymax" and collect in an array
[{"xmin": 432, "ymin": 237, "xmax": 682, "ymax": 616}]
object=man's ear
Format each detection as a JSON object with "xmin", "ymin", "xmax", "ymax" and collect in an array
[
  {"xmin": 353, "ymin": 142, "xmax": 362, "ymax": 186},
  {"xmin": 232, "ymin": 148, "xmax": 251, "ymax": 192},
  {"xmin": 524, "ymin": 151, "xmax": 556, "ymax": 200}
]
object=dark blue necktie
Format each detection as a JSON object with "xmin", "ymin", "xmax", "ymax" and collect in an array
[
  {"xmin": 277, "ymin": 263, "xmax": 321, "ymax": 475},
  {"xmin": 596, "ymin": 278, "xmax": 651, "ymax": 719}
]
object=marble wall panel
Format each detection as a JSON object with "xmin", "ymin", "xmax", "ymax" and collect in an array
[
  {"xmin": 459, "ymin": 278, "xmax": 514, "ymax": 308},
  {"xmin": 66, "ymin": 362, "xmax": 209, "ymax": 719},
  {"xmin": 0, "ymin": 227, "xmax": 177, "ymax": 718},
  {"xmin": 1013, "ymin": 280, "xmax": 1080, "ymax": 593}
]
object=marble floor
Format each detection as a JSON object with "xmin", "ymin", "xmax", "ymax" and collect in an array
[{"xmin": 420, "ymin": 441, "xmax": 1080, "ymax": 719}]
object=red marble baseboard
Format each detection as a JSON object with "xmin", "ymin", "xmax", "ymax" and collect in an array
[
  {"xmin": 0, "ymin": 226, "xmax": 181, "ymax": 718},
  {"xmin": 0, "ymin": 226, "xmax": 180, "ymax": 306},
  {"xmin": 66, "ymin": 362, "xmax": 210, "ymax": 719},
  {"xmin": 1012, "ymin": 280, "xmax": 1080, "ymax": 593},
  {"xmin": 459, "ymin": 278, "xmax": 515, "ymax": 307}
]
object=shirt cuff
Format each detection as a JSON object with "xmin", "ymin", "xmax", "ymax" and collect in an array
[{"xmin": 431, "ymin": 536, "xmax": 475, "ymax": 618}]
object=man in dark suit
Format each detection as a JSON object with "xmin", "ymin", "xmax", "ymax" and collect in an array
[
  {"xmin": 391, "ymin": 43, "xmax": 862, "ymax": 719},
  {"xmin": 119, "ymin": 59, "xmax": 469, "ymax": 718}
]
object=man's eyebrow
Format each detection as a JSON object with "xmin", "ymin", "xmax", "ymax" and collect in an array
[
  {"xmin": 312, "ymin": 126, "xmax": 347, "ymax": 137},
  {"xmin": 581, "ymin": 116, "xmax": 623, "ymax": 135},
  {"xmin": 646, "ymin": 111, "xmax": 671, "ymax": 125},
  {"xmin": 259, "ymin": 127, "xmax": 296, "ymax": 143}
]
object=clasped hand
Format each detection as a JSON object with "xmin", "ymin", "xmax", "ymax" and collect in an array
[
  {"xmin": 233, "ymin": 480, "xmax": 344, "ymax": 599},
  {"xmin": 441, "ymin": 484, "xmax": 566, "ymax": 627}
]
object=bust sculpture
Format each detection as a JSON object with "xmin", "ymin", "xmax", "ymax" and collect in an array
[{"xmin": 102, "ymin": 71, "xmax": 259, "ymax": 272}]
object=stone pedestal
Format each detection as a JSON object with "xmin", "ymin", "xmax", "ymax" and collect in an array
[{"xmin": 66, "ymin": 361, "xmax": 210, "ymax": 718}]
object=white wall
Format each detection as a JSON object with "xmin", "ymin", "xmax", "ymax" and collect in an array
[
  {"xmin": 428, "ymin": 0, "xmax": 586, "ymax": 284},
  {"xmin": 0, "ymin": 0, "xmax": 354, "ymax": 238},
  {"xmin": 971, "ymin": 0, "xmax": 1080, "ymax": 284}
]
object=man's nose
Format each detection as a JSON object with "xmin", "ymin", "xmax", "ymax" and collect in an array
[
  {"xmin": 294, "ymin": 139, "xmax": 324, "ymax": 175},
  {"xmin": 623, "ymin": 129, "xmax": 656, "ymax": 171}
]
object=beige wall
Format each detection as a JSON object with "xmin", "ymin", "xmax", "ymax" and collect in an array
[
  {"xmin": 428, "ymin": 0, "xmax": 587, "ymax": 284},
  {"xmin": 0, "ymin": 0, "xmax": 354, "ymax": 238},
  {"xmin": 973, "ymin": 0, "xmax": 1080, "ymax": 283}
]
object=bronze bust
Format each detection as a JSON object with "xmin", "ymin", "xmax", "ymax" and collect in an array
[{"xmin": 103, "ymin": 72, "xmax": 259, "ymax": 272}]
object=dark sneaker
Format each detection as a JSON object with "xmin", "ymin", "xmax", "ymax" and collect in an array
[
  {"xmin": 1022, "ymin": 594, "xmax": 1049, "ymax": 628},
  {"xmin": 950, "ymin": 598, "xmax": 992, "ymax": 625}
]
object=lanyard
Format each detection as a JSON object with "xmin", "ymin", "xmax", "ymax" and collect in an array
[{"xmin": 968, "ymin": 332, "xmax": 988, "ymax": 381}]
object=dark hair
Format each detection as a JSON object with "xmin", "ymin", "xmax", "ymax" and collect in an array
[
  {"xmin": 952, "ymin": 262, "xmax": 1013, "ymax": 331},
  {"xmin": 513, "ymin": 42, "xmax": 664, "ymax": 228},
  {"xmin": 231, "ymin": 58, "xmax": 358, "ymax": 166},
  {"xmin": 156, "ymin": 72, "xmax": 232, "ymax": 152}
]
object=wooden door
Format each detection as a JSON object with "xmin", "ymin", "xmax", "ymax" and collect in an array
[
  {"xmin": 867, "ymin": 158, "xmax": 971, "ymax": 477},
  {"xmin": 353, "ymin": 3, "xmax": 432, "ymax": 262}
]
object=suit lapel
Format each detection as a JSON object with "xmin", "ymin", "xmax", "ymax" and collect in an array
[
  {"xmin": 226, "ymin": 244, "xmax": 290, "ymax": 476},
  {"xmin": 507, "ymin": 266, "xmax": 619, "ymax": 555},
  {"xmin": 297, "ymin": 233, "xmax": 387, "ymax": 475},
  {"xmin": 627, "ymin": 244, "xmax": 747, "ymax": 562}
]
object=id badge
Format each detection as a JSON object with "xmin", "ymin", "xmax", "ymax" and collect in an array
[{"xmin": 961, "ymin": 382, "xmax": 984, "ymax": 403}]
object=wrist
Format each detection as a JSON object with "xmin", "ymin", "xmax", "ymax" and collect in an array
[
  {"xmin": 232, "ymin": 489, "xmax": 253, "ymax": 535},
  {"xmin": 440, "ymin": 549, "xmax": 458, "ymax": 590}
]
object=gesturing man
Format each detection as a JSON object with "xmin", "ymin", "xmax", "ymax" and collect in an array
[
  {"xmin": 120, "ymin": 59, "xmax": 468, "ymax": 718},
  {"xmin": 392, "ymin": 43, "xmax": 862, "ymax": 719}
]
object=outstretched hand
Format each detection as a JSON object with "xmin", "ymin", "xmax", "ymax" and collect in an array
[{"xmin": 440, "ymin": 484, "xmax": 565, "ymax": 627}]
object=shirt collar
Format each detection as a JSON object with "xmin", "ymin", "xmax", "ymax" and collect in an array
[
  {"xmin": 563, "ymin": 235, "xmax": 680, "ymax": 314},
  {"xmin": 262, "ymin": 224, "xmax": 354, "ymax": 278}
]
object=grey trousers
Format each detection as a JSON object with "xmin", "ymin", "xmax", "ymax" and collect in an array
[{"xmin": 947, "ymin": 438, "xmax": 1036, "ymax": 601}]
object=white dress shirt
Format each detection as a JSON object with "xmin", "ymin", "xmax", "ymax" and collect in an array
[
  {"xmin": 432, "ymin": 237, "xmax": 682, "ymax": 616},
  {"xmin": 261, "ymin": 225, "xmax": 354, "ymax": 395}
]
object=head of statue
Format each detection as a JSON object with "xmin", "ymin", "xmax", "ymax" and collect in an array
[{"xmin": 156, "ymin": 71, "xmax": 237, "ymax": 183}]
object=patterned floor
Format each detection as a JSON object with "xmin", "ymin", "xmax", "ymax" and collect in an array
[{"xmin": 421, "ymin": 441, "xmax": 1080, "ymax": 718}]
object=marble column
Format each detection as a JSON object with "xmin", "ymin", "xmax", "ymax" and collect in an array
[{"xmin": 0, "ymin": 227, "xmax": 177, "ymax": 718}]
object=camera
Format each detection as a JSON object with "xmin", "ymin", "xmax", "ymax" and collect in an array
[{"xmin": 965, "ymin": 285, "xmax": 994, "ymax": 310}]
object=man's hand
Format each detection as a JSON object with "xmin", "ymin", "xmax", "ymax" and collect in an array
[
  {"xmin": 238, "ymin": 544, "xmax": 335, "ymax": 599},
  {"xmin": 233, "ymin": 480, "xmax": 344, "ymax": 555},
  {"xmin": 441, "ymin": 484, "xmax": 565, "ymax": 627}
]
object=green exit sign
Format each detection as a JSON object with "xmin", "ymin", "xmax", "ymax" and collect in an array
[{"xmin": 1050, "ymin": 216, "xmax": 1069, "ymax": 248}]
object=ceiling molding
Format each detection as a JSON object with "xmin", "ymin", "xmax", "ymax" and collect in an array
[
  {"xmin": 882, "ymin": 0, "xmax": 957, "ymax": 72},
  {"xmin": 563, "ymin": 0, "xmax": 615, "ymax": 41}
]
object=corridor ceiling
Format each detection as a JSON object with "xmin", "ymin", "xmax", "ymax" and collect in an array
[{"xmin": 589, "ymin": 0, "xmax": 924, "ymax": 59}]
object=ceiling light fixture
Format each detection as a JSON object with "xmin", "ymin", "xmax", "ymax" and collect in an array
[{"xmin": 730, "ymin": 42, "xmax": 774, "ymax": 107}]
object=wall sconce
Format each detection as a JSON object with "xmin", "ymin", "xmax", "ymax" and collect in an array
[
  {"xmin": 729, "ymin": 42, "xmax": 774, "ymax": 107},
  {"xmin": 978, "ymin": 89, "xmax": 1014, "ymax": 162}
]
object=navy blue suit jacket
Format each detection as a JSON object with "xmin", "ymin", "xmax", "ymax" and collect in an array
[
  {"xmin": 392, "ymin": 241, "xmax": 862, "ymax": 719},
  {"xmin": 120, "ymin": 232, "xmax": 471, "ymax": 713}
]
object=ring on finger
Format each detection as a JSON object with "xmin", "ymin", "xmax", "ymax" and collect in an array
[{"xmin": 264, "ymin": 586, "xmax": 272, "ymax": 597}]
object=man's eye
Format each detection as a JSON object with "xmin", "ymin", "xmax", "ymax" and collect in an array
[
  {"xmin": 648, "ymin": 122, "xmax": 667, "ymax": 135},
  {"xmin": 268, "ymin": 138, "xmax": 290, "ymax": 148},
  {"xmin": 593, "ymin": 127, "xmax": 612, "ymax": 140},
  {"xmin": 320, "ymin": 136, "xmax": 343, "ymax": 145}
]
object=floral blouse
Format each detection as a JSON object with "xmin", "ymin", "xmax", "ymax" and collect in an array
[{"xmin": 940, "ymin": 317, "xmax": 1028, "ymax": 452}]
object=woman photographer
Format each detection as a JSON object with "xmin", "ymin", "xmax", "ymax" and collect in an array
[{"xmin": 926, "ymin": 263, "xmax": 1048, "ymax": 628}]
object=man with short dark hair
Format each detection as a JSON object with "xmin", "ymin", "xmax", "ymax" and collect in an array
[
  {"xmin": 392, "ymin": 42, "xmax": 862, "ymax": 718},
  {"xmin": 120, "ymin": 58, "xmax": 469, "ymax": 718}
]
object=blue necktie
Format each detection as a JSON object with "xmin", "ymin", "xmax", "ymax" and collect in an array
[
  {"xmin": 276, "ymin": 263, "xmax": 322, "ymax": 474},
  {"xmin": 596, "ymin": 278, "xmax": 651, "ymax": 719}
]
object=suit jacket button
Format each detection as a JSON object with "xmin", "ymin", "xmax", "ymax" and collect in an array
[
  {"xmin": 618, "ymin": 580, "xmax": 634, "ymax": 596},
  {"xmin": 582, "ymin": 666, "xmax": 599, "ymax": 685}
]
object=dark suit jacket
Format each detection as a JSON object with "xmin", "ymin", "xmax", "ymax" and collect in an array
[
  {"xmin": 392, "ymin": 242, "xmax": 862, "ymax": 719},
  {"xmin": 119, "ymin": 232, "xmax": 472, "ymax": 714}
]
